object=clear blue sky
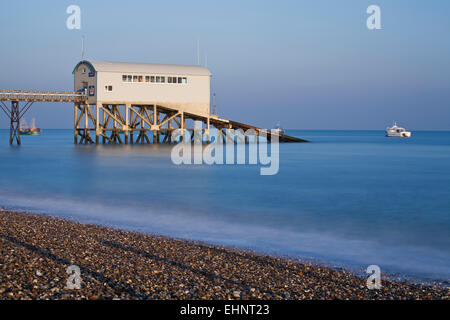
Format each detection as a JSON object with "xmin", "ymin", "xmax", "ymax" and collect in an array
[{"xmin": 0, "ymin": 0, "xmax": 449, "ymax": 129}]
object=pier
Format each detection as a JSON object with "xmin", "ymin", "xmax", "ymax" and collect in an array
[
  {"xmin": 0, "ymin": 90, "xmax": 85, "ymax": 145},
  {"xmin": 0, "ymin": 90, "xmax": 307, "ymax": 146}
]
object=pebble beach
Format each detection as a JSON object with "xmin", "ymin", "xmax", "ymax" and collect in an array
[{"xmin": 0, "ymin": 209, "xmax": 448, "ymax": 300}]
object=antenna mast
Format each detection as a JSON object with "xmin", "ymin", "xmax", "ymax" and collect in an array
[
  {"xmin": 81, "ymin": 35, "xmax": 86, "ymax": 60},
  {"xmin": 197, "ymin": 39, "xmax": 200, "ymax": 65}
]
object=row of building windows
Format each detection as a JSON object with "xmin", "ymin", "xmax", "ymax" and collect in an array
[{"xmin": 122, "ymin": 75, "xmax": 188, "ymax": 84}]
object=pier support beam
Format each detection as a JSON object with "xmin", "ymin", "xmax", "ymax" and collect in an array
[
  {"xmin": 74, "ymin": 103, "xmax": 79, "ymax": 144},
  {"xmin": 9, "ymin": 101, "xmax": 21, "ymax": 146},
  {"xmin": 0, "ymin": 100, "xmax": 34, "ymax": 146},
  {"xmin": 125, "ymin": 104, "xmax": 130, "ymax": 144},
  {"xmin": 96, "ymin": 103, "xmax": 100, "ymax": 144},
  {"xmin": 168, "ymin": 113, "xmax": 172, "ymax": 144},
  {"xmin": 153, "ymin": 105, "xmax": 158, "ymax": 144}
]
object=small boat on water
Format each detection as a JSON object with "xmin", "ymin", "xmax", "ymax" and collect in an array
[
  {"xmin": 385, "ymin": 122, "xmax": 411, "ymax": 138},
  {"xmin": 19, "ymin": 118, "xmax": 41, "ymax": 135},
  {"xmin": 273, "ymin": 122, "xmax": 285, "ymax": 135}
]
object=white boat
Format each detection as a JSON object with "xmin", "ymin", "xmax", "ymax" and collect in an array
[
  {"xmin": 385, "ymin": 122, "xmax": 411, "ymax": 138},
  {"xmin": 273, "ymin": 122, "xmax": 285, "ymax": 135}
]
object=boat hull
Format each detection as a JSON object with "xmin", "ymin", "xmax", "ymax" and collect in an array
[
  {"xmin": 19, "ymin": 129, "xmax": 41, "ymax": 136},
  {"xmin": 385, "ymin": 132, "xmax": 411, "ymax": 138}
]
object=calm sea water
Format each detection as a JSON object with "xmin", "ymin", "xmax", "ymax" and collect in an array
[{"xmin": 0, "ymin": 129, "xmax": 449, "ymax": 282}]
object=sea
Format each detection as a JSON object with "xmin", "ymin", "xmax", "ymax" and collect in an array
[{"xmin": 0, "ymin": 129, "xmax": 449, "ymax": 283}]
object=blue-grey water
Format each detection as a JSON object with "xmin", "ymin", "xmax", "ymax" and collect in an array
[{"xmin": 0, "ymin": 129, "xmax": 449, "ymax": 282}]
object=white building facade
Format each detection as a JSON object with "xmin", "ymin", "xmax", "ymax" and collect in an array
[{"xmin": 73, "ymin": 60, "xmax": 211, "ymax": 116}]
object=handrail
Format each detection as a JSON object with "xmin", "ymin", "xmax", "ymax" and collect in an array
[
  {"xmin": 0, "ymin": 90, "xmax": 86, "ymax": 95},
  {"xmin": 0, "ymin": 90, "xmax": 87, "ymax": 102}
]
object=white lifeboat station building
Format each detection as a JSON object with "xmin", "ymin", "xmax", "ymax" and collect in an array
[{"xmin": 72, "ymin": 60, "xmax": 215, "ymax": 144}]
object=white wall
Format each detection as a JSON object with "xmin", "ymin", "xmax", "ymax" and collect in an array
[{"xmin": 74, "ymin": 63, "xmax": 211, "ymax": 116}]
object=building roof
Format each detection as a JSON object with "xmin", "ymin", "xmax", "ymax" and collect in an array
[{"xmin": 73, "ymin": 60, "xmax": 211, "ymax": 76}]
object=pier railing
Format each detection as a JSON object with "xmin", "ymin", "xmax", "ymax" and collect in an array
[{"xmin": 0, "ymin": 90, "xmax": 87, "ymax": 103}]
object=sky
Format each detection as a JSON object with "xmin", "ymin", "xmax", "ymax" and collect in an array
[{"xmin": 0, "ymin": 0, "xmax": 449, "ymax": 130}]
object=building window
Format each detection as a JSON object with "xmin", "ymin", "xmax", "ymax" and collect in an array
[
  {"xmin": 105, "ymin": 85, "xmax": 113, "ymax": 92},
  {"xmin": 120, "ymin": 74, "xmax": 186, "ymax": 85},
  {"xmin": 81, "ymin": 68, "xmax": 86, "ymax": 74}
]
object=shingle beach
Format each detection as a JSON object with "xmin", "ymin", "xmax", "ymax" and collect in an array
[{"xmin": 0, "ymin": 210, "xmax": 448, "ymax": 300}]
